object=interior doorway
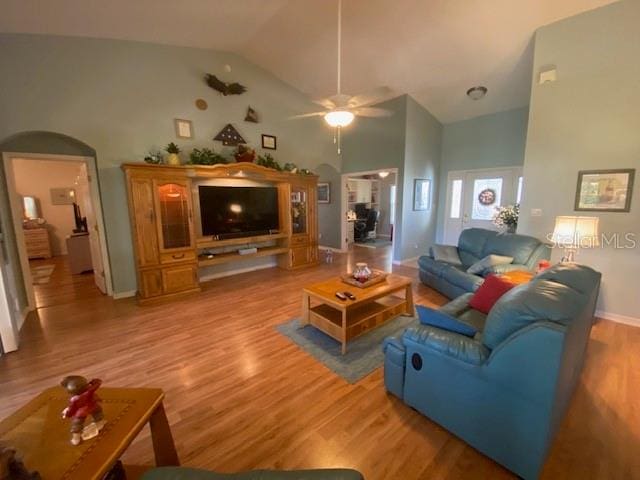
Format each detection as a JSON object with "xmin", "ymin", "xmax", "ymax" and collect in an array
[
  {"xmin": 340, "ymin": 168, "xmax": 398, "ymax": 257},
  {"xmin": 443, "ymin": 167, "xmax": 523, "ymax": 245},
  {"xmin": 3, "ymin": 153, "xmax": 112, "ymax": 310}
]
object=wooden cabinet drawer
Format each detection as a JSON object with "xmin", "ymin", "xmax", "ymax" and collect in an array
[
  {"xmin": 162, "ymin": 264, "xmax": 198, "ymax": 294},
  {"xmin": 139, "ymin": 269, "xmax": 163, "ymax": 298},
  {"xmin": 291, "ymin": 246, "xmax": 310, "ymax": 267},
  {"xmin": 291, "ymin": 235, "xmax": 309, "ymax": 247},
  {"xmin": 160, "ymin": 250, "xmax": 196, "ymax": 265}
]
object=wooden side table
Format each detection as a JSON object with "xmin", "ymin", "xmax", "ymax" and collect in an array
[
  {"xmin": 500, "ymin": 270, "xmax": 535, "ymax": 285},
  {"xmin": 0, "ymin": 387, "xmax": 179, "ymax": 480}
]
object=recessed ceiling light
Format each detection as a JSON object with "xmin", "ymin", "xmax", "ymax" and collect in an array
[{"xmin": 466, "ymin": 86, "xmax": 488, "ymax": 100}]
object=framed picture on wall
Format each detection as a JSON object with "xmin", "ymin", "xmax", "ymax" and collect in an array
[
  {"xmin": 174, "ymin": 119, "xmax": 193, "ymax": 139},
  {"xmin": 575, "ymin": 169, "xmax": 635, "ymax": 212},
  {"xmin": 413, "ymin": 179, "xmax": 431, "ymax": 211},
  {"xmin": 317, "ymin": 183, "xmax": 330, "ymax": 203},
  {"xmin": 261, "ymin": 134, "xmax": 277, "ymax": 150}
]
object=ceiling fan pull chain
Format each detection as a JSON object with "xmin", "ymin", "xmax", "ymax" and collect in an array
[{"xmin": 337, "ymin": 126, "xmax": 342, "ymax": 155}]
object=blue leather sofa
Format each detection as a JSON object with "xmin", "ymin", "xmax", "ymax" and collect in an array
[
  {"xmin": 383, "ymin": 263, "xmax": 601, "ymax": 479},
  {"xmin": 419, "ymin": 228, "xmax": 551, "ymax": 298}
]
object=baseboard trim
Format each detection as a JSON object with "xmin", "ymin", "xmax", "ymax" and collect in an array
[
  {"xmin": 596, "ymin": 310, "xmax": 640, "ymax": 327},
  {"xmin": 113, "ymin": 290, "xmax": 136, "ymax": 299},
  {"xmin": 392, "ymin": 256, "xmax": 420, "ymax": 268},
  {"xmin": 319, "ymin": 245, "xmax": 347, "ymax": 253},
  {"xmin": 200, "ymin": 261, "xmax": 277, "ymax": 282},
  {"xmin": 18, "ymin": 307, "xmax": 30, "ymax": 330}
]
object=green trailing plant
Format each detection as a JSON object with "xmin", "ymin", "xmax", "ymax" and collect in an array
[
  {"xmin": 283, "ymin": 162, "xmax": 298, "ymax": 173},
  {"xmin": 256, "ymin": 153, "xmax": 282, "ymax": 171},
  {"xmin": 189, "ymin": 148, "xmax": 227, "ymax": 165},
  {"xmin": 165, "ymin": 142, "xmax": 181, "ymax": 154}
]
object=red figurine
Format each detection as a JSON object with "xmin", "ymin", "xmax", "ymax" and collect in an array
[{"xmin": 60, "ymin": 376, "xmax": 105, "ymax": 445}]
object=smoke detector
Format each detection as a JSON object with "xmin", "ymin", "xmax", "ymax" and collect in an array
[{"xmin": 466, "ymin": 86, "xmax": 488, "ymax": 100}]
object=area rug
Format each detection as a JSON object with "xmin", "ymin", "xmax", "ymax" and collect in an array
[
  {"xmin": 31, "ymin": 265, "xmax": 55, "ymax": 285},
  {"xmin": 276, "ymin": 315, "xmax": 416, "ymax": 383},
  {"xmin": 354, "ymin": 238, "xmax": 393, "ymax": 249}
]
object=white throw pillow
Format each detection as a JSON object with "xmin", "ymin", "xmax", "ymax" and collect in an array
[{"xmin": 467, "ymin": 254, "xmax": 514, "ymax": 275}]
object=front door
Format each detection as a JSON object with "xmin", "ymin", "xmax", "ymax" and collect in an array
[{"xmin": 444, "ymin": 168, "xmax": 522, "ymax": 245}]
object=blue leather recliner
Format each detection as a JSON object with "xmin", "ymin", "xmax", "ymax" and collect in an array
[
  {"xmin": 383, "ymin": 263, "xmax": 601, "ymax": 479},
  {"xmin": 419, "ymin": 228, "xmax": 551, "ymax": 298}
]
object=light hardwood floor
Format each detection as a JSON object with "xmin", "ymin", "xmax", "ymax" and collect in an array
[{"xmin": 2, "ymin": 247, "xmax": 639, "ymax": 479}]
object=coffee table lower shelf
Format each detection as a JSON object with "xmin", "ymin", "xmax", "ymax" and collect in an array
[{"xmin": 309, "ymin": 296, "xmax": 407, "ymax": 347}]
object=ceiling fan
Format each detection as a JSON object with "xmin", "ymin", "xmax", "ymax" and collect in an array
[{"xmin": 290, "ymin": 0, "xmax": 393, "ymax": 153}]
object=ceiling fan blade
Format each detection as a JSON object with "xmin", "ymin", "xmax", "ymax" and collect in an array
[
  {"xmin": 328, "ymin": 93, "xmax": 352, "ymax": 108},
  {"xmin": 355, "ymin": 107, "xmax": 394, "ymax": 118},
  {"xmin": 313, "ymin": 98, "xmax": 336, "ymax": 109},
  {"xmin": 348, "ymin": 87, "xmax": 393, "ymax": 108},
  {"xmin": 288, "ymin": 111, "xmax": 327, "ymax": 120}
]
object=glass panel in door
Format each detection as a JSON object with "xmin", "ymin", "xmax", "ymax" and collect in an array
[
  {"xmin": 291, "ymin": 187, "xmax": 307, "ymax": 235},
  {"xmin": 157, "ymin": 183, "xmax": 191, "ymax": 250}
]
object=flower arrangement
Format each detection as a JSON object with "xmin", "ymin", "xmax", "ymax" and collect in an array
[{"xmin": 493, "ymin": 204, "xmax": 520, "ymax": 233}]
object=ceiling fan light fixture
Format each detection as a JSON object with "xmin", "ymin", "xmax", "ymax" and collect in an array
[
  {"xmin": 466, "ymin": 86, "xmax": 488, "ymax": 100},
  {"xmin": 324, "ymin": 110, "xmax": 354, "ymax": 128},
  {"xmin": 378, "ymin": 171, "xmax": 390, "ymax": 178}
]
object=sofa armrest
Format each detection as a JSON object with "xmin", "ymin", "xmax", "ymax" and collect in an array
[
  {"xmin": 483, "ymin": 263, "xmax": 531, "ymax": 276},
  {"xmin": 403, "ymin": 325, "xmax": 489, "ymax": 365}
]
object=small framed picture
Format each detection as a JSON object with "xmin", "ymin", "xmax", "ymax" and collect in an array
[
  {"xmin": 413, "ymin": 179, "xmax": 431, "ymax": 211},
  {"xmin": 318, "ymin": 183, "xmax": 330, "ymax": 203},
  {"xmin": 50, "ymin": 187, "xmax": 76, "ymax": 205},
  {"xmin": 174, "ymin": 119, "xmax": 193, "ymax": 139},
  {"xmin": 575, "ymin": 168, "xmax": 635, "ymax": 212},
  {"xmin": 262, "ymin": 134, "xmax": 277, "ymax": 150}
]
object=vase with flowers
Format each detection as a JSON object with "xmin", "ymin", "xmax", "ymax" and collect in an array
[{"xmin": 493, "ymin": 204, "xmax": 520, "ymax": 233}]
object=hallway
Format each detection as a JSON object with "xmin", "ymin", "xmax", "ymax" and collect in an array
[{"xmin": 29, "ymin": 255, "xmax": 103, "ymax": 309}]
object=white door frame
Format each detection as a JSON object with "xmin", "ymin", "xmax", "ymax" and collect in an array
[
  {"xmin": 340, "ymin": 168, "xmax": 399, "ymax": 253},
  {"xmin": 2, "ymin": 152, "xmax": 114, "ymax": 316},
  {"xmin": 443, "ymin": 166, "xmax": 523, "ymax": 245}
]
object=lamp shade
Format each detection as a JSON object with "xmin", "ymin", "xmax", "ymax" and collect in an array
[{"xmin": 551, "ymin": 216, "xmax": 600, "ymax": 248}]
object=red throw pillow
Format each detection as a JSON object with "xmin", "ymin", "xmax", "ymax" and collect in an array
[{"xmin": 469, "ymin": 274, "xmax": 516, "ymax": 314}]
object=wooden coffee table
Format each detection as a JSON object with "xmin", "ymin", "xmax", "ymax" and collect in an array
[
  {"xmin": 0, "ymin": 387, "xmax": 179, "ymax": 480},
  {"xmin": 301, "ymin": 274, "xmax": 414, "ymax": 354}
]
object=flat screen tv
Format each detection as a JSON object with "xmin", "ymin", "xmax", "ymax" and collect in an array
[{"xmin": 198, "ymin": 186, "xmax": 279, "ymax": 239}]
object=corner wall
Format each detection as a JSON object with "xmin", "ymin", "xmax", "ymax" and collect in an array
[
  {"xmin": 519, "ymin": 0, "xmax": 640, "ymax": 320},
  {"xmin": 436, "ymin": 107, "xmax": 529, "ymax": 242}
]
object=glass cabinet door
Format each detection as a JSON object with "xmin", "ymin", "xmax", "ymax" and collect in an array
[
  {"xmin": 155, "ymin": 181, "xmax": 193, "ymax": 250},
  {"xmin": 291, "ymin": 186, "xmax": 308, "ymax": 235}
]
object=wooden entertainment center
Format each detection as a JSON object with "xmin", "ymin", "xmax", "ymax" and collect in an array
[{"xmin": 122, "ymin": 162, "xmax": 319, "ymax": 304}]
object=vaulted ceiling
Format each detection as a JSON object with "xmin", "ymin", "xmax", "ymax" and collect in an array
[{"xmin": 0, "ymin": 0, "xmax": 617, "ymax": 123}]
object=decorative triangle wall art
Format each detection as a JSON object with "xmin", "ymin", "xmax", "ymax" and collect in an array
[
  {"xmin": 214, "ymin": 124, "xmax": 246, "ymax": 146},
  {"xmin": 245, "ymin": 106, "xmax": 259, "ymax": 123}
]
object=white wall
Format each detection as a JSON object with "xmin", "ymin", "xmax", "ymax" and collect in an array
[
  {"xmin": 519, "ymin": 0, "xmax": 640, "ymax": 321},
  {"xmin": 12, "ymin": 158, "xmax": 85, "ymax": 256}
]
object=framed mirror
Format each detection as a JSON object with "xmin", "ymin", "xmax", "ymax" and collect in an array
[{"xmin": 22, "ymin": 196, "xmax": 41, "ymax": 220}]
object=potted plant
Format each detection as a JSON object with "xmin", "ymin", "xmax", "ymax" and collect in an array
[
  {"xmin": 234, "ymin": 144, "xmax": 255, "ymax": 163},
  {"xmin": 165, "ymin": 142, "xmax": 181, "ymax": 166},
  {"xmin": 493, "ymin": 204, "xmax": 520, "ymax": 233},
  {"xmin": 189, "ymin": 148, "xmax": 227, "ymax": 165},
  {"xmin": 256, "ymin": 153, "xmax": 282, "ymax": 171}
]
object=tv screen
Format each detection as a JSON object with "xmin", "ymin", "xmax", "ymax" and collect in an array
[{"xmin": 198, "ymin": 186, "xmax": 279, "ymax": 238}]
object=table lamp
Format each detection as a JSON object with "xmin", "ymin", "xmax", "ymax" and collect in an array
[{"xmin": 550, "ymin": 216, "xmax": 600, "ymax": 262}]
